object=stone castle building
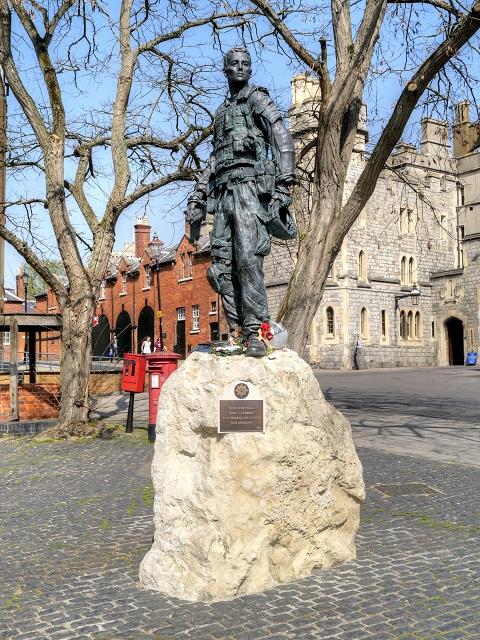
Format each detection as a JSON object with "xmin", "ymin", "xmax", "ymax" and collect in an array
[{"xmin": 263, "ymin": 75, "xmax": 480, "ymax": 369}]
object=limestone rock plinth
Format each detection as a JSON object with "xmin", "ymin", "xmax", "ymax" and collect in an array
[{"xmin": 139, "ymin": 349, "xmax": 364, "ymax": 602}]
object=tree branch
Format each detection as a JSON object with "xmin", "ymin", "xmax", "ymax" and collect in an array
[
  {"xmin": 0, "ymin": 1, "xmax": 49, "ymax": 147},
  {"xmin": 248, "ymin": 0, "xmax": 323, "ymax": 77},
  {"xmin": 105, "ymin": 0, "xmax": 135, "ymax": 226},
  {"xmin": 0, "ymin": 224, "xmax": 68, "ymax": 300},
  {"xmin": 69, "ymin": 148, "xmax": 100, "ymax": 233},
  {"xmin": 137, "ymin": 10, "xmax": 263, "ymax": 52},
  {"xmin": 332, "ymin": 0, "xmax": 353, "ymax": 71},
  {"xmin": 388, "ymin": 0, "xmax": 463, "ymax": 18},
  {"xmin": 11, "ymin": 0, "xmax": 66, "ymax": 136},
  {"xmin": 343, "ymin": 0, "xmax": 480, "ymax": 229},
  {"xmin": 117, "ymin": 168, "xmax": 195, "ymax": 218}
]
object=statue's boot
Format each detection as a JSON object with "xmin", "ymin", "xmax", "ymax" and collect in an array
[{"xmin": 245, "ymin": 335, "xmax": 266, "ymax": 358}]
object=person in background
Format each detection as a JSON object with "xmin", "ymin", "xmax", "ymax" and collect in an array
[
  {"xmin": 112, "ymin": 334, "xmax": 118, "ymax": 359},
  {"xmin": 141, "ymin": 336, "xmax": 152, "ymax": 354}
]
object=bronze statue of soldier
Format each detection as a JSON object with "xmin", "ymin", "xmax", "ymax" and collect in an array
[{"xmin": 187, "ymin": 47, "xmax": 296, "ymax": 357}]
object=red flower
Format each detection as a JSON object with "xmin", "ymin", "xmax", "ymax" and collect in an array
[{"xmin": 260, "ymin": 323, "xmax": 273, "ymax": 341}]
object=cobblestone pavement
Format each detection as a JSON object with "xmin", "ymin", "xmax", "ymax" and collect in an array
[{"xmin": 1, "ymin": 430, "xmax": 478, "ymax": 640}]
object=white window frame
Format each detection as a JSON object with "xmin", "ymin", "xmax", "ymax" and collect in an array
[
  {"xmin": 177, "ymin": 307, "xmax": 186, "ymax": 321},
  {"xmin": 3, "ymin": 331, "xmax": 10, "ymax": 345},
  {"xmin": 192, "ymin": 304, "xmax": 200, "ymax": 331},
  {"xmin": 144, "ymin": 265, "xmax": 151, "ymax": 288},
  {"xmin": 188, "ymin": 252, "xmax": 193, "ymax": 277}
]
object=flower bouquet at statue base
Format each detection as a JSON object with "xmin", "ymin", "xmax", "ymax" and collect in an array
[{"xmin": 211, "ymin": 321, "xmax": 288, "ymax": 357}]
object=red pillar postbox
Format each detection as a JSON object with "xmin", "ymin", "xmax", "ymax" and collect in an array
[{"xmin": 145, "ymin": 352, "xmax": 182, "ymax": 442}]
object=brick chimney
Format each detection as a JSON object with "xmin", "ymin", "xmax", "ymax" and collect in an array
[
  {"xmin": 134, "ymin": 216, "xmax": 151, "ymax": 258},
  {"xmin": 16, "ymin": 267, "xmax": 26, "ymax": 302}
]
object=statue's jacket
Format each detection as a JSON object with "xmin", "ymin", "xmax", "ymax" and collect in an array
[{"xmin": 192, "ymin": 85, "xmax": 293, "ymax": 221}]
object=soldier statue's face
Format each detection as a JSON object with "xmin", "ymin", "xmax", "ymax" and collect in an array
[{"xmin": 224, "ymin": 51, "xmax": 251, "ymax": 85}]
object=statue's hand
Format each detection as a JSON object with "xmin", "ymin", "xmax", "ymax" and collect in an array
[{"xmin": 268, "ymin": 187, "xmax": 292, "ymax": 219}]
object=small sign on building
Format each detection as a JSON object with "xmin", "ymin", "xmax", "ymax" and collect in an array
[{"xmin": 218, "ymin": 381, "xmax": 265, "ymax": 434}]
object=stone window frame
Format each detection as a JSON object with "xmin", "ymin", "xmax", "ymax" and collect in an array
[
  {"xmin": 399, "ymin": 207, "xmax": 415, "ymax": 236},
  {"xmin": 414, "ymin": 311, "xmax": 422, "ymax": 339},
  {"xmin": 356, "ymin": 207, "xmax": 367, "ymax": 229},
  {"xmin": 399, "ymin": 310, "xmax": 407, "ymax": 340},
  {"xmin": 358, "ymin": 250, "xmax": 368, "ymax": 283},
  {"xmin": 399, "ymin": 208, "xmax": 407, "ymax": 235},
  {"xmin": 400, "ymin": 254, "xmax": 417, "ymax": 286},
  {"xmin": 408, "ymin": 256, "xmax": 416, "ymax": 285},
  {"xmin": 380, "ymin": 309, "xmax": 390, "ymax": 345},
  {"xmin": 327, "ymin": 258, "xmax": 339, "ymax": 283},
  {"xmin": 360, "ymin": 307, "xmax": 369, "ymax": 342},
  {"xmin": 399, "ymin": 308, "xmax": 423, "ymax": 343},
  {"xmin": 407, "ymin": 310, "xmax": 414, "ymax": 339},
  {"xmin": 320, "ymin": 303, "xmax": 340, "ymax": 345},
  {"xmin": 407, "ymin": 208, "xmax": 416, "ymax": 234},
  {"xmin": 326, "ymin": 306, "xmax": 335, "ymax": 336},
  {"xmin": 440, "ymin": 214, "xmax": 448, "ymax": 242},
  {"xmin": 400, "ymin": 256, "xmax": 407, "ymax": 285},
  {"xmin": 99, "ymin": 279, "xmax": 106, "ymax": 300}
]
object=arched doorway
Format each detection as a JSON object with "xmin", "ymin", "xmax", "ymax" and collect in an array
[
  {"xmin": 445, "ymin": 317, "xmax": 464, "ymax": 365},
  {"xmin": 137, "ymin": 306, "xmax": 154, "ymax": 352},
  {"xmin": 115, "ymin": 310, "xmax": 132, "ymax": 356},
  {"xmin": 92, "ymin": 315, "xmax": 110, "ymax": 359}
]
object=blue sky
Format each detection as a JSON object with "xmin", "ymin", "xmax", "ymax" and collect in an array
[{"xmin": 4, "ymin": 1, "xmax": 479, "ymax": 289}]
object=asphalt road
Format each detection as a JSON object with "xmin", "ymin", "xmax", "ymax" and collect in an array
[
  {"xmin": 91, "ymin": 364, "xmax": 480, "ymax": 468},
  {"xmin": 314, "ymin": 366, "xmax": 480, "ymax": 468}
]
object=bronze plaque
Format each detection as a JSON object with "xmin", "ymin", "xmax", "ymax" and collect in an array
[{"xmin": 218, "ymin": 399, "xmax": 264, "ymax": 433}]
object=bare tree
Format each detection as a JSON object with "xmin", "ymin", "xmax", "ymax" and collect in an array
[
  {"xmin": 0, "ymin": 0, "xmax": 261, "ymax": 433},
  {"xmin": 247, "ymin": 0, "xmax": 480, "ymax": 352}
]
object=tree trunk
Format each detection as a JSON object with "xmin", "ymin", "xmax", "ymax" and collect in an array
[
  {"xmin": 278, "ymin": 211, "xmax": 337, "ymax": 354},
  {"xmin": 57, "ymin": 293, "xmax": 96, "ymax": 430}
]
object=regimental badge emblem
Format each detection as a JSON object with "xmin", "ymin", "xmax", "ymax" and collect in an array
[{"xmin": 234, "ymin": 382, "xmax": 249, "ymax": 399}]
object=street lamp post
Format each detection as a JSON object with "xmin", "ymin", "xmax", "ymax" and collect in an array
[
  {"xmin": 395, "ymin": 286, "xmax": 421, "ymax": 309},
  {"xmin": 148, "ymin": 233, "xmax": 164, "ymax": 350},
  {"xmin": 22, "ymin": 271, "xmax": 28, "ymax": 367}
]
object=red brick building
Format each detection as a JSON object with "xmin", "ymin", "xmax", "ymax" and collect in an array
[
  {"xmin": 1, "ymin": 284, "xmax": 37, "ymax": 362},
  {"xmin": 35, "ymin": 218, "xmax": 228, "ymax": 360}
]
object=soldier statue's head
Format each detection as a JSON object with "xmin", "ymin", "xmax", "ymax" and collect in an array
[{"xmin": 223, "ymin": 46, "xmax": 252, "ymax": 88}]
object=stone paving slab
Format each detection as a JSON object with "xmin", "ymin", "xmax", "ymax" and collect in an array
[{"xmin": 0, "ymin": 432, "xmax": 479, "ymax": 640}]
